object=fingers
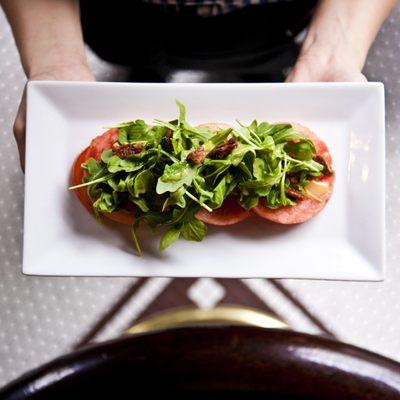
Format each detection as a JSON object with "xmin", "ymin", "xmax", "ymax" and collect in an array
[
  {"xmin": 359, "ymin": 73, "xmax": 368, "ymax": 82},
  {"xmin": 285, "ymin": 63, "xmax": 315, "ymax": 83},
  {"xmin": 286, "ymin": 61, "xmax": 367, "ymax": 83},
  {"xmin": 327, "ymin": 71, "xmax": 368, "ymax": 82},
  {"xmin": 345, "ymin": 72, "xmax": 368, "ymax": 82},
  {"xmin": 285, "ymin": 70, "xmax": 294, "ymax": 83},
  {"xmin": 13, "ymin": 87, "xmax": 27, "ymax": 172}
]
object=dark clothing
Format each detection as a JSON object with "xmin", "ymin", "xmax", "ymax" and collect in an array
[{"xmin": 80, "ymin": 0, "xmax": 317, "ymax": 82}]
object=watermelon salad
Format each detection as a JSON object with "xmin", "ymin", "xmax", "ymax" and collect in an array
[{"xmin": 69, "ymin": 101, "xmax": 334, "ymax": 255}]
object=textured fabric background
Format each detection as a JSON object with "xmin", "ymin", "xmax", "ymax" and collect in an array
[{"xmin": 0, "ymin": 5, "xmax": 399, "ymax": 386}]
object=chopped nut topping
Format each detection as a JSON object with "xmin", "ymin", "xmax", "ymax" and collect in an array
[
  {"xmin": 165, "ymin": 128, "xmax": 173, "ymax": 149},
  {"xmin": 187, "ymin": 146, "xmax": 206, "ymax": 165},
  {"xmin": 207, "ymin": 138, "xmax": 238, "ymax": 160},
  {"xmin": 285, "ymin": 187, "xmax": 305, "ymax": 201},
  {"xmin": 113, "ymin": 143, "xmax": 143, "ymax": 158}
]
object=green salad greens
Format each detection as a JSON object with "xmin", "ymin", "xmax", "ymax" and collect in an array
[{"xmin": 69, "ymin": 101, "xmax": 330, "ymax": 254}]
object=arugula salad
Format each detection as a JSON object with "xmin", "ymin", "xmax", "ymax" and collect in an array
[{"xmin": 69, "ymin": 101, "xmax": 332, "ymax": 254}]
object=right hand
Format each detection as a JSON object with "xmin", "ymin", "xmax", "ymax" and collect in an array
[{"xmin": 14, "ymin": 63, "xmax": 95, "ymax": 170}]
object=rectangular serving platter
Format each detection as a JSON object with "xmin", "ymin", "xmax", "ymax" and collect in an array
[{"xmin": 23, "ymin": 82, "xmax": 385, "ymax": 279}]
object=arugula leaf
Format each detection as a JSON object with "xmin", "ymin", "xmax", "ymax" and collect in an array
[
  {"xmin": 201, "ymin": 159, "xmax": 231, "ymax": 182},
  {"xmin": 230, "ymin": 143, "xmax": 255, "ymax": 166},
  {"xmin": 284, "ymin": 141, "xmax": 315, "ymax": 161},
  {"xmin": 83, "ymin": 158, "xmax": 102, "ymax": 175},
  {"xmin": 225, "ymin": 174, "xmax": 237, "ymax": 198},
  {"xmin": 107, "ymin": 177, "xmax": 127, "ymax": 192},
  {"xmin": 171, "ymin": 128, "xmax": 185, "ymax": 155},
  {"xmin": 256, "ymin": 121, "xmax": 271, "ymax": 136},
  {"xmin": 212, "ymin": 176, "xmax": 227, "ymax": 207},
  {"xmin": 265, "ymin": 186, "xmax": 283, "ymax": 208},
  {"xmin": 239, "ymin": 180, "xmax": 273, "ymax": 197},
  {"xmin": 160, "ymin": 227, "xmax": 181, "ymax": 251},
  {"xmin": 100, "ymin": 149, "xmax": 114, "ymax": 164},
  {"xmin": 162, "ymin": 187, "xmax": 187, "ymax": 211},
  {"xmin": 286, "ymin": 158, "xmax": 324, "ymax": 174},
  {"xmin": 203, "ymin": 128, "xmax": 231, "ymax": 152},
  {"xmin": 238, "ymin": 161, "xmax": 253, "ymax": 180},
  {"xmin": 192, "ymin": 127, "xmax": 213, "ymax": 142},
  {"xmin": 130, "ymin": 197, "xmax": 150, "ymax": 212},
  {"xmin": 151, "ymin": 126, "xmax": 167, "ymax": 147},
  {"xmin": 181, "ymin": 217, "xmax": 207, "ymax": 242},
  {"xmin": 156, "ymin": 162, "xmax": 195, "ymax": 194},
  {"xmin": 92, "ymin": 191, "xmax": 119, "ymax": 213},
  {"xmin": 239, "ymin": 195, "xmax": 259, "ymax": 210},
  {"xmin": 233, "ymin": 126, "xmax": 259, "ymax": 147},
  {"xmin": 176, "ymin": 100, "xmax": 212, "ymax": 143},
  {"xmin": 253, "ymin": 158, "xmax": 266, "ymax": 180},
  {"xmin": 118, "ymin": 120, "xmax": 149, "ymax": 144},
  {"xmin": 176, "ymin": 100, "xmax": 187, "ymax": 126},
  {"xmin": 193, "ymin": 177, "xmax": 214, "ymax": 203},
  {"xmin": 139, "ymin": 211, "xmax": 172, "ymax": 230},
  {"xmin": 133, "ymin": 170, "xmax": 155, "ymax": 197},
  {"xmin": 107, "ymin": 155, "xmax": 144, "ymax": 173},
  {"xmin": 273, "ymin": 128, "xmax": 316, "ymax": 154},
  {"xmin": 267, "ymin": 123, "xmax": 293, "ymax": 136},
  {"xmin": 259, "ymin": 135, "xmax": 275, "ymax": 151}
]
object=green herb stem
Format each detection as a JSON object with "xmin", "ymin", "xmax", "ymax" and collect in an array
[
  {"xmin": 153, "ymin": 119, "xmax": 178, "ymax": 131},
  {"xmin": 185, "ymin": 190, "xmax": 213, "ymax": 212},
  {"xmin": 68, "ymin": 174, "xmax": 115, "ymax": 190},
  {"xmin": 131, "ymin": 225, "xmax": 142, "ymax": 257},
  {"xmin": 159, "ymin": 149, "xmax": 179, "ymax": 163}
]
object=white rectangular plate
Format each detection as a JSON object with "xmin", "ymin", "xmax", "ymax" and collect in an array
[{"xmin": 24, "ymin": 82, "xmax": 385, "ymax": 279}]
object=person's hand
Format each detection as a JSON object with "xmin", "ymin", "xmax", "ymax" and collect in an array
[
  {"xmin": 286, "ymin": 53, "xmax": 367, "ymax": 82},
  {"xmin": 14, "ymin": 63, "xmax": 94, "ymax": 170},
  {"xmin": 286, "ymin": 45, "xmax": 367, "ymax": 83},
  {"xmin": 283, "ymin": 0, "xmax": 397, "ymax": 83}
]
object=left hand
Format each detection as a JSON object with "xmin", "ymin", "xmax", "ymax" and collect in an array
[
  {"xmin": 286, "ymin": 47, "xmax": 367, "ymax": 82},
  {"xmin": 285, "ymin": 0, "xmax": 397, "ymax": 82}
]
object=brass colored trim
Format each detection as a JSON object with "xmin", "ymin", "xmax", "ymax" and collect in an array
[{"xmin": 125, "ymin": 305, "xmax": 289, "ymax": 335}]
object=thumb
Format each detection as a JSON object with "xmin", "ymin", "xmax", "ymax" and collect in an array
[{"xmin": 13, "ymin": 87, "xmax": 27, "ymax": 172}]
